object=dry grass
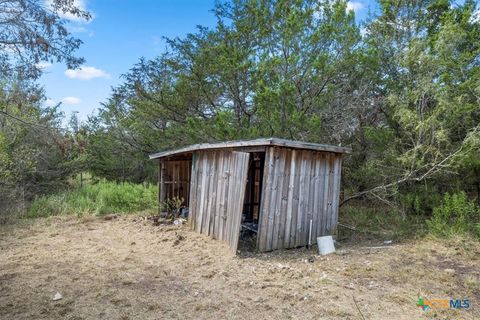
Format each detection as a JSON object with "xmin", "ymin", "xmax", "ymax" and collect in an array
[{"xmin": 0, "ymin": 215, "xmax": 478, "ymax": 320}]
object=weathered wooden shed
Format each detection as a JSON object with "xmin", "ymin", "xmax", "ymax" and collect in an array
[{"xmin": 149, "ymin": 138, "xmax": 350, "ymax": 253}]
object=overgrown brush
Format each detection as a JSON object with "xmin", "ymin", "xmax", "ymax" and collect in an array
[
  {"xmin": 427, "ymin": 192, "xmax": 480, "ymax": 239},
  {"xmin": 339, "ymin": 206, "xmax": 427, "ymax": 241},
  {"xmin": 340, "ymin": 193, "xmax": 480, "ymax": 241},
  {"xmin": 27, "ymin": 181, "xmax": 158, "ymax": 218}
]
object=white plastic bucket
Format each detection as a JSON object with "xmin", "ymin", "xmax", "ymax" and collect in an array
[{"xmin": 317, "ymin": 236, "xmax": 335, "ymax": 255}]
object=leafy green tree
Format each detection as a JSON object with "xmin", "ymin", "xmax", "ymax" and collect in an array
[
  {"xmin": 343, "ymin": 0, "xmax": 480, "ymax": 214},
  {"xmin": 91, "ymin": 0, "xmax": 363, "ymax": 170},
  {"xmin": 0, "ymin": 82, "xmax": 76, "ymax": 218},
  {"xmin": 0, "ymin": 0, "xmax": 90, "ymax": 79},
  {"xmin": 0, "ymin": 0, "xmax": 90, "ymax": 219},
  {"xmin": 90, "ymin": 0, "xmax": 480, "ymax": 224}
]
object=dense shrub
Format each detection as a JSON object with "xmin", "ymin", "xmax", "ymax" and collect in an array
[
  {"xmin": 27, "ymin": 181, "xmax": 158, "ymax": 218},
  {"xmin": 427, "ymin": 192, "xmax": 480, "ymax": 239},
  {"xmin": 397, "ymin": 188, "xmax": 443, "ymax": 216}
]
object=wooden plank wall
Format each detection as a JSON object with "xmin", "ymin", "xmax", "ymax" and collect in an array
[
  {"xmin": 188, "ymin": 150, "xmax": 250, "ymax": 253},
  {"xmin": 257, "ymin": 147, "xmax": 343, "ymax": 252},
  {"xmin": 159, "ymin": 160, "xmax": 192, "ymax": 207}
]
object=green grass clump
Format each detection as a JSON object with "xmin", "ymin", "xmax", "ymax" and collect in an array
[
  {"xmin": 427, "ymin": 192, "xmax": 480, "ymax": 239},
  {"xmin": 27, "ymin": 181, "xmax": 158, "ymax": 218}
]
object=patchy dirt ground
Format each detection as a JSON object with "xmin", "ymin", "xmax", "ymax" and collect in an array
[{"xmin": 0, "ymin": 215, "xmax": 479, "ymax": 320}]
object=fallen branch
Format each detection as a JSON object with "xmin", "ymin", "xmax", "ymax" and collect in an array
[
  {"xmin": 338, "ymin": 222, "xmax": 356, "ymax": 231},
  {"xmin": 352, "ymin": 295, "xmax": 366, "ymax": 320},
  {"xmin": 340, "ymin": 144, "xmax": 468, "ymax": 207}
]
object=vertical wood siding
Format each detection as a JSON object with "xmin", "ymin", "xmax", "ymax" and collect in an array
[
  {"xmin": 257, "ymin": 147, "xmax": 343, "ymax": 252},
  {"xmin": 188, "ymin": 150, "xmax": 250, "ymax": 253}
]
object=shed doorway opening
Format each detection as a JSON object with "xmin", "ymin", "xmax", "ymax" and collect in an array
[
  {"xmin": 158, "ymin": 157, "xmax": 192, "ymax": 215},
  {"xmin": 239, "ymin": 152, "xmax": 265, "ymax": 251}
]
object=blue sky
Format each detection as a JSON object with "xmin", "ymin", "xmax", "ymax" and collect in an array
[{"xmin": 39, "ymin": 0, "xmax": 373, "ymax": 122}]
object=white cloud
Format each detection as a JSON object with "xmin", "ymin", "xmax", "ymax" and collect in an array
[
  {"xmin": 64, "ymin": 66, "xmax": 111, "ymax": 80},
  {"xmin": 45, "ymin": 0, "xmax": 93, "ymax": 23},
  {"xmin": 35, "ymin": 61, "xmax": 52, "ymax": 70},
  {"xmin": 61, "ymin": 96, "xmax": 81, "ymax": 105},
  {"xmin": 347, "ymin": 1, "xmax": 365, "ymax": 13}
]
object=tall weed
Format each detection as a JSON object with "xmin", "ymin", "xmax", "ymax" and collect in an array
[
  {"xmin": 427, "ymin": 192, "xmax": 479, "ymax": 239},
  {"xmin": 27, "ymin": 181, "xmax": 158, "ymax": 218}
]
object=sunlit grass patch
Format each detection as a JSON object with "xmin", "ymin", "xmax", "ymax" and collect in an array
[{"xmin": 27, "ymin": 181, "xmax": 158, "ymax": 218}]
